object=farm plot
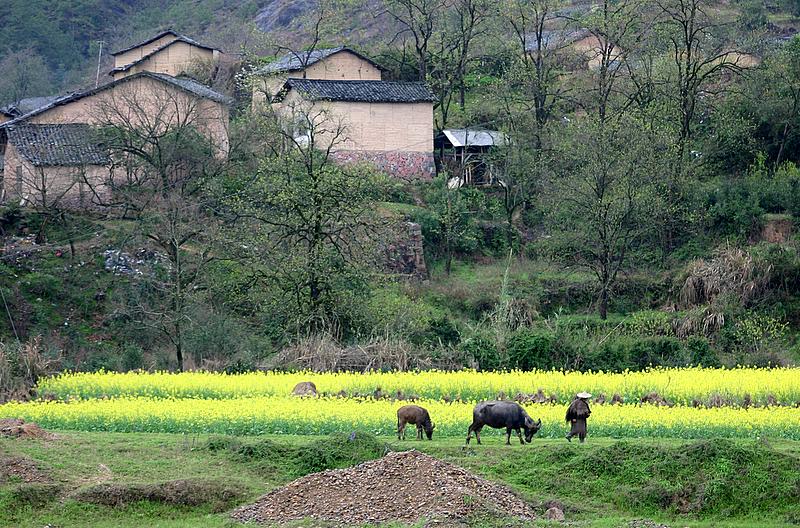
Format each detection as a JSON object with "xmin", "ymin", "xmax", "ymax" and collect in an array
[{"xmin": 36, "ymin": 367, "xmax": 800, "ymax": 406}]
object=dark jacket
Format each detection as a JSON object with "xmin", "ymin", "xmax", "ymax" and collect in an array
[{"xmin": 565, "ymin": 398, "xmax": 591, "ymax": 422}]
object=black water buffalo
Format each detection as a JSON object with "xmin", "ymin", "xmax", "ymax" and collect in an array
[
  {"xmin": 466, "ymin": 400, "xmax": 542, "ymax": 445},
  {"xmin": 397, "ymin": 404, "xmax": 435, "ymax": 440}
]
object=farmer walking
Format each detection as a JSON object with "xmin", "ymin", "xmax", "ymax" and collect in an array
[{"xmin": 565, "ymin": 392, "xmax": 592, "ymax": 443}]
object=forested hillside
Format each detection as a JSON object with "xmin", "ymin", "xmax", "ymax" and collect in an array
[{"xmin": 2, "ymin": 0, "xmax": 800, "ymax": 382}]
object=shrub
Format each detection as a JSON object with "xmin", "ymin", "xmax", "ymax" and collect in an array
[
  {"xmin": 626, "ymin": 310, "xmax": 674, "ymax": 337},
  {"xmin": 686, "ymin": 336, "xmax": 721, "ymax": 367},
  {"xmin": 364, "ymin": 287, "xmax": 439, "ymax": 343},
  {"xmin": 628, "ymin": 336, "xmax": 688, "ymax": 369},
  {"xmin": 586, "ymin": 340, "xmax": 630, "ymax": 372},
  {"xmin": 21, "ymin": 273, "xmax": 62, "ymax": 300},
  {"xmin": 120, "ymin": 343, "xmax": 144, "ymax": 371},
  {"xmin": 459, "ymin": 333, "xmax": 500, "ymax": 371},
  {"xmin": 506, "ymin": 329, "xmax": 556, "ymax": 370},
  {"xmin": 423, "ymin": 315, "xmax": 461, "ymax": 347}
]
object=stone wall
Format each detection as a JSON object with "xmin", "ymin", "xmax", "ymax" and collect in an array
[
  {"xmin": 332, "ymin": 150, "xmax": 435, "ymax": 181},
  {"xmin": 382, "ymin": 221, "xmax": 427, "ymax": 278}
]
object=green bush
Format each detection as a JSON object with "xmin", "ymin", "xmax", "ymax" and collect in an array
[
  {"xmin": 628, "ymin": 336, "xmax": 687, "ymax": 369},
  {"xmin": 586, "ymin": 340, "xmax": 630, "ymax": 371},
  {"xmin": 423, "ymin": 315, "xmax": 461, "ymax": 347},
  {"xmin": 121, "ymin": 343, "xmax": 144, "ymax": 371},
  {"xmin": 686, "ymin": 336, "xmax": 722, "ymax": 367},
  {"xmin": 364, "ymin": 287, "xmax": 439, "ymax": 342},
  {"xmin": 21, "ymin": 273, "xmax": 62, "ymax": 300},
  {"xmin": 459, "ymin": 333, "xmax": 500, "ymax": 370},
  {"xmin": 585, "ymin": 336, "xmax": 696, "ymax": 371},
  {"xmin": 507, "ymin": 329, "xmax": 556, "ymax": 370}
]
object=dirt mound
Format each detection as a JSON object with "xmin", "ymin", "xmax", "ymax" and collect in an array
[
  {"xmin": 73, "ymin": 479, "xmax": 247, "ymax": 512},
  {"xmin": 0, "ymin": 455, "xmax": 51, "ymax": 483},
  {"xmin": 231, "ymin": 450, "xmax": 535, "ymax": 525},
  {"xmin": 0, "ymin": 418, "xmax": 55, "ymax": 439}
]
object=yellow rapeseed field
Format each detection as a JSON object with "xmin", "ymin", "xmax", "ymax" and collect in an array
[
  {"xmin": 36, "ymin": 367, "xmax": 800, "ymax": 405},
  {"xmin": 1, "ymin": 395, "xmax": 798, "ymax": 439}
]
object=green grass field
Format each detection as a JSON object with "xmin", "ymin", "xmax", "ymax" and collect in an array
[{"xmin": 2, "ymin": 431, "xmax": 798, "ymax": 528}]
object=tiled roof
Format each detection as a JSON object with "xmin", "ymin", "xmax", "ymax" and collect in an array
[
  {"xmin": 0, "ymin": 96, "xmax": 62, "ymax": 118},
  {"xmin": 258, "ymin": 47, "xmax": 385, "ymax": 74},
  {"xmin": 0, "ymin": 72, "xmax": 232, "ymax": 127},
  {"xmin": 147, "ymin": 73, "xmax": 233, "ymax": 105},
  {"xmin": 283, "ymin": 79, "xmax": 434, "ymax": 103},
  {"xmin": 6, "ymin": 123, "xmax": 109, "ymax": 167},
  {"xmin": 111, "ymin": 37, "xmax": 219, "ymax": 74},
  {"xmin": 112, "ymin": 30, "xmax": 219, "ymax": 56}
]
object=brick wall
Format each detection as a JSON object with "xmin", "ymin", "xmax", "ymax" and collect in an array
[{"xmin": 331, "ymin": 150, "xmax": 435, "ymax": 181}]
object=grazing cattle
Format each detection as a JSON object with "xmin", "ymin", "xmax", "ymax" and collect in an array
[
  {"xmin": 466, "ymin": 400, "xmax": 541, "ymax": 445},
  {"xmin": 397, "ymin": 405, "xmax": 435, "ymax": 440}
]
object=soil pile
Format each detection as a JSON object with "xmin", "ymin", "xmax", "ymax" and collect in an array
[
  {"xmin": 231, "ymin": 450, "xmax": 535, "ymax": 525},
  {"xmin": 0, "ymin": 418, "xmax": 55, "ymax": 439},
  {"xmin": 0, "ymin": 455, "xmax": 51, "ymax": 483}
]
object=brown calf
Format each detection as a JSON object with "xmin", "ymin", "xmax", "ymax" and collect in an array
[{"xmin": 397, "ymin": 404, "xmax": 435, "ymax": 440}]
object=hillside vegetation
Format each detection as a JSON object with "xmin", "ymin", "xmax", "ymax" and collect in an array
[{"xmin": 2, "ymin": 0, "xmax": 800, "ymax": 382}]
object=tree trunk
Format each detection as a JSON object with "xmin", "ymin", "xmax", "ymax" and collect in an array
[
  {"xmin": 599, "ymin": 287, "xmax": 609, "ymax": 320},
  {"xmin": 445, "ymin": 245, "xmax": 453, "ymax": 276},
  {"xmin": 175, "ymin": 343, "xmax": 184, "ymax": 372}
]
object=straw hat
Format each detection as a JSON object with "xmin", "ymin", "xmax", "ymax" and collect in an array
[{"xmin": 576, "ymin": 392, "xmax": 592, "ymax": 399}]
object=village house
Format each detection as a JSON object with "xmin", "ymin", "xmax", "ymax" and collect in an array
[
  {"xmin": 272, "ymin": 78, "xmax": 436, "ymax": 180},
  {"xmin": 0, "ymin": 71, "xmax": 232, "ymax": 207},
  {"xmin": 251, "ymin": 47, "xmax": 385, "ymax": 108},
  {"xmin": 526, "ymin": 28, "xmax": 624, "ymax": 70},
  {"xmin": 110, "ymin": 29, "xmax": 222, "ymax": 81}
]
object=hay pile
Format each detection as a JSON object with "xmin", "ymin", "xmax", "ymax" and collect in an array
[{"xmin": 231, "ymin": 450, "xmax": 535, "ymax": 525}]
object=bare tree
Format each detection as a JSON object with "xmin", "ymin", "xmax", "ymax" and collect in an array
[
  {"xmin": 14, "ymin": 162, "xmax": 91, "ymax": 253},
  {"xmin": 656, "ymin": 0, "xmax": 742, "ymax": 146},
  {"xmin": 382, "ymin": 0, "xmax": 452, "ymax": 81},
  {"xmin": 0, "ymin": 49, "xmax": 54, "ymax": 106},
  {"xmin": 571, "ymin": 0, "xmax": 656, "ymax": 122},
  {"xmin": 90, "ymin": 81, "xmax": 229, "ymax": 371},
  {"xmin": 450, "ymin": 0, "xmax": 494, "ymax": 109},
  {"xmin": 501, "ymin": 0, "xmax": 567, "ymax": 149}
]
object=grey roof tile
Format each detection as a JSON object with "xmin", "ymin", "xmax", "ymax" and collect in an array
[
  {"xmin": 111, "ymin": 37, "xmax": 220, "ymax": 74},
  {"xmin": 148, "ymin": 73, "xmax": 233, "ymax": 105},
  {"xmin": 0, "ymin": 96, "xmax": 62, "ymax": 118},
  {"xmin": 0, "ymin": 72, "xmax": 232, "ymax": 128},
  {"xmin": 258, "ymin": 47, "xmax": 385, "ymax": 74},
  {"xmin": 112, "ymin": 30, "xmax": 219, "ymax": 56},
  {"xmin": 6, "ymin": 123, "xmax": 109, "ymax": 167},
  {"xmin": 283, "ymin": 79, "xmax": 434, "ymax": 103}
]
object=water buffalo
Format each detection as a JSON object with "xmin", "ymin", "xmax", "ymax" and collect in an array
[
  {"xmin": 466, "ymin": 400, "xmax": 541, "ymax": 445},
  {"xmin": 397, "ymin": 404, "xmax": 435, "ymax": 440}
]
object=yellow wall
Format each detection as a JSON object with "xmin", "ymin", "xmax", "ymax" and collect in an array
[
  {"xmin": 24, "ymin": 76, "xmax": 229, "ymax": 158},
  {"xmin": 277, "ymin": 91, "xmax": 433, "ymax": 154},
  {"xmin": 303, "ymin": 51, "xmax": 382, "ymax": 81},
  {"xmin": 252, "ymin": 50, "xmax": 382, "ymax": 109},
  {"xmin": 113, "ymin": 41, "xmax": 217, "ymax": 80},
  {"xmin": 114, "ymin": 34, "xmax": 179, "ymax": 70},
  {"xmin": 2, "ymin": 143, "xmax": 112, "ymax": 208}
]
